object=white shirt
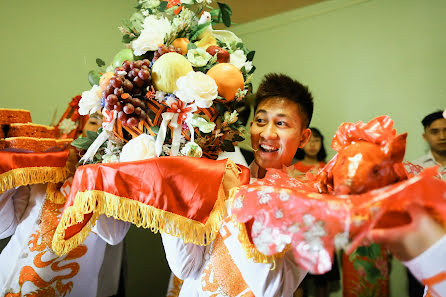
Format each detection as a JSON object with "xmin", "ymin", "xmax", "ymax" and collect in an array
[
  {"xmin": 412, "ymin": 151, "xmax": 446, "ymax": 180},
  {"xmin": 0, "ymin": 184, "xmax": 130, "ymax": 296},
  {"xmin": 404, "ymin": 235, "xmax": 446, "ymax": 297}
]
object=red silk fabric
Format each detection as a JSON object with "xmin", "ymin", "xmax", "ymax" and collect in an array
[
  {"xmin": 63, "ymin": 157, "xmax": 249, "ymax": 239},
  {"xmin": 231, "ymin": 167, "xmax": 446, "ymax": 274},
  {"xmin": 0, "ymin": 150, "xmax": 69, "ymax": 174}
]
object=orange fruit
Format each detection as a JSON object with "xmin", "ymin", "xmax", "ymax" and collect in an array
[
  {"xmin": 206, "ymin": 63, "xmax": 244, "ymax": 101},
  {"xmin": 171, "ymin": 38, "xmax": 189, "ymax": 55}
]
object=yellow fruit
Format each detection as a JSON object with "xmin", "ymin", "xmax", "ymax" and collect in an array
[
  {"xmin": 206, "ymin": 63, "xmax": 244, "ymax": 101},
  {"xmin": 172, "ymin": 38, "xmax": 190, "ymax": 55},
  {"xmin": 99, "ymin": 72, "xmax": 115, "ymax": 91},
  {"xmin": 195, "ymin": 30, "xmax": 217, "ymax": 49},
  {"xmin": 151, "ymin": 52, "xmax": 193, "ymax": 93}
]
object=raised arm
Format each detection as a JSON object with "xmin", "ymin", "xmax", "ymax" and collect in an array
[{"xmin": 161, "ymin": 233, "xmax": 206, "ymax": 280}]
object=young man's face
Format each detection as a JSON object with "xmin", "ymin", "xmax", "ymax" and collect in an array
[
  {"xmin": 250, "ymin": 97, "xmax": 311, "ymax": 170},
  {"xmin": 423, "ymin": 118, "xmax": 446, "ymax": 154}
]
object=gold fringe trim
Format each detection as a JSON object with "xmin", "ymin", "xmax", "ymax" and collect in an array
[
  {"xmin": 46, "ymin": 183, "xmax": 67, "ymax": 204},
  {"xmin": 0, "ymin": 167, "xmax": 70, "ymax": 194},
  {"xmin": 52, "ymin": 160, "xmax": 238, "ymax": 256},
  {"xmin": 228, "ymin": 187, "xmax": 290, "ymax": 266}
]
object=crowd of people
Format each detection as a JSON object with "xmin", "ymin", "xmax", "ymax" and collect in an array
[{"xmin": 0, "ymin": 73, "xmax": 445, "ymax": 297}]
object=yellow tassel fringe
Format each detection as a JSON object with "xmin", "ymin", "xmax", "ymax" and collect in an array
[
  {"xmin": 229, "ymin": 187, "xmax": 289, "ymax": 265},
  {"xmin": 46, "ymin": 183, "xmax": 67, "ymax": 204},
  {"xmin": 0, "ymin": 167, "xmax": 70, "ymax": 194},
  {"xmin": 52, "ymin": 161, "xmax": 238, "ymax": 256}
]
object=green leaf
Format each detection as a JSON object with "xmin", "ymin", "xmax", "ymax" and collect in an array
[
  {"xmin": 122, "ymin": 34, "xmax": 133, "ymax": 44},
  {"xmin": 158, "ymin": 1, "xmax": 168, "ymax": 12},
  {"xmin": 88, "ymin": 70, "xmax": 101, "ymax": 87},
  {"xmin": 96, "ymin": 58, "xmax": 106, "ymax": 67},
  {"xmin": 71, "ymin": 137, "xmax": 94, "ymax": 150},
  {"xmin": 355, "ymin": 244, "xmax": 381, "ymax": 260},
  {"xmin": 248, "ymin": 65, "xmax": 256, "ymax": 75},
  {"xmin": 150, "ymin": 126, "xmax": 160, "ymax": 135},
  {"xmin": 209, "ymin": 9, "xmax": 220, "ymax": 18},
  {"xmin": 189, "ymin": 22, "xmax": 211, "ymax": 42},
  {"xmin": 214, "ymin": 102, "xmax": 226, "ymax": 116},
  {"xmin": 187, "ymin": 42, "xmax": 197, "ymax": 50},
  {"xmin": 353, "ymin": 259, "xmax": 382, "ymax": 284},
  {"xmin": 221, "ymin": 139, "xmax": 235, "ymax": 152},
  {"xmin": 246, "ymin": 51, "xmax": 255, "ymax": 61},
  {"xmin": 217, "ymin": 2, "xmax": 232, "ymax": 27},
  {"xmin": 86, "ymin": 130, "xmax": 100, "ymax": 141},
  {"xmin": 235, "ymin": 42, "xmax": 244, "ymax": 49}
]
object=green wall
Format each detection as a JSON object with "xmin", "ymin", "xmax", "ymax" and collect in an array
[
  {"xmin": 233, "ymin": 0, "xmax": 446, "ymax": 161},
  {"xmin": 0, "ymin": 0, "xmax": 134, "ymax": 125}
]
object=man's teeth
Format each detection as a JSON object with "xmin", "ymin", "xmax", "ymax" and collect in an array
[{"xmin": 260, "ymin": 144, "xmax": 278, "ymax": 152}]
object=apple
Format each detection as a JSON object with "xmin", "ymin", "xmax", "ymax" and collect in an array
[{"xmin": 206, "ymin": 45, "xmax": 230, "ymax": 63}]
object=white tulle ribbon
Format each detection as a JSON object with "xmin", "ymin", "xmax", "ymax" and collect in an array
[
  {"xmin": 155, "ymin": 105, "xmax": 196, "ymax": 157},
  {"xmin": 80, "ymin": 111, "xmax": 116, "ymax": 164}
]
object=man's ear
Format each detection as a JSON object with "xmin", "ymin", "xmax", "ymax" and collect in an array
[{"xmin": 298, "ymin": 128, "xmax": 312, "ymax": 148}]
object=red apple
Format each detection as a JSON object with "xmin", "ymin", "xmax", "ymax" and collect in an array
[{"xmin": 206, "ymin": 45, "xmax": 230, "ymax": 63}]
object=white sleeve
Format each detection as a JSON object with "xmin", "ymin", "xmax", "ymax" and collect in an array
[
  {"xmin": 0, "ymin": 188, "xmax": 17, "ymax": 239},
  {"xmin": 0, "ymin": 186, "xmax": 31, "ymax": 239},
  {"xmin": 92, "ymin": 214, "xmax": 131, "ymax": 245},
  {"xmin": 217, "ymin": 146, "xmax": 248, "ymax": 167},
  {"xmin": 404, "ymin": 234, "xmax": 446, "ymax": 296},
  {"xmin": 161, "ymin": 233, "xmax": 206, "ymax": 280},
  {"xmin": 227, "ymin": 239, "xmax": 307, "ymax": 297}
]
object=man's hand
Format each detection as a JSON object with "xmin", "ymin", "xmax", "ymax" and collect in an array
[{"xmin": 370, "ymin": 205, "xmax": 446, "ymax": 261}]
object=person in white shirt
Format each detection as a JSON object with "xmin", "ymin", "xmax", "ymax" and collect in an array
[
  {"xmin": 0, "ymin": 183, "xmax": 130, "ymax": 296},
  {"xmin": 413, "ymin": 110, "xmax": 446, "ymax": 178},
  {"xmin": 406, "ymin": 110, "xmax": 446, "ymax": 296},
  {"xmin": 162, "ymin": 73, "xmax": 313, "ymax": 297}
]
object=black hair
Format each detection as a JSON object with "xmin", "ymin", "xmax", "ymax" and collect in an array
[
  {"xmin": 422, "ymin": 110, "xmax": 444, "ymax": 129},
  {"xmin": 294, "ymin": 127, "xmax": 327, "ymax": 162},
  {"xmin": 255, "ymin": 73, "xmax": 314, "ymax": 128}
]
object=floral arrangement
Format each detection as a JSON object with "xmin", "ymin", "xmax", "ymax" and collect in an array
[{"xmin": 73, "ymin": 0, "xmax": 255, "ymax": 163}]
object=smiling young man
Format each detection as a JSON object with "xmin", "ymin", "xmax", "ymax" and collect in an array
[
  {"xmin": 250, "ymin": 73, "xmax": 313, "ymax": 179},
  {"xmin": 161, "ymin": 73, "xmax": 314, "ymax": 297}
]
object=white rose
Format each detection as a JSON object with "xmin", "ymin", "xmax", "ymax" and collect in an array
[
  {"xmin": 120, "ymin": 134, "xmax": 157, "ymax": 162},
  {"xmin": 132, "ymin": 15, "xmax": 172, "ymax": 56},
  {"xmin": 229, "ymin": 49, "xmax": 247, "ymax": 70},
  {"xmin": 181, "ymin": 142, "xmax": 202, "ymax": 158},
  {"xmin": 79, "ymin": 85, "xmax": 102, "ymax": 116},
  {"xmin": 175, "ymin": 71, "xmax": 218, "ymax": 108}
]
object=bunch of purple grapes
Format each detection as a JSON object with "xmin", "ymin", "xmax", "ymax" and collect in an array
[
  {"xmin": 152, "ymin": 44, "xmax": 182, "ymax": 62},
  {"xmin": 103, "ymin": 59, "xmax": 152, "ymax": 127}
]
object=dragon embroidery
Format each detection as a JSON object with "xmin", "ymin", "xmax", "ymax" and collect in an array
[{"xmin": 5, "ymin": 184, "xmax": 88, "ymax": 297}]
